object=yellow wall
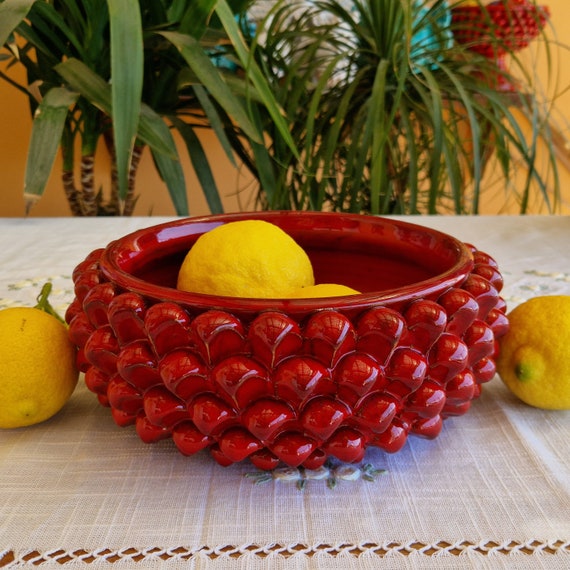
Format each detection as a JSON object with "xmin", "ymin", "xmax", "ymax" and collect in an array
[{"xmin": 1, "ymin": 0, "xmax": 569, "ymax": 217}]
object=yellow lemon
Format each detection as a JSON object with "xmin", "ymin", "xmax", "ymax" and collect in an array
[
  {"xmin": 289, "ymin": 283, "xmax": 361, "ymax": 298},
  {"xmin": 0, "ymin": 306, "xmax": 79, "ymax": 428},
  {"xmin": 496, "ymin": 295, "xmax": 570, "ymax": 410},
  {"xmin": 177, "ymin": 220, "xmax": 314, "ymax": 298}
]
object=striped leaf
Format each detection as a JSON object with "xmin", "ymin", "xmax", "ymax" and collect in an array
[
  {"xmin": 24, "ymin": 87, "xmax": 79, "ymax": 209},
  {"xmin": 107, "ymin": 0, "xmax": 143, "ymax": 201}
]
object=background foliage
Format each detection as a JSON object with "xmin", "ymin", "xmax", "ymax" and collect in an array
[
  {"xmin": 0, "ymin": 0, "xmax": 562, "ymax": 215},
  {"xmin": 239, "ymin": 0, "xmax": 559, "ymax": 214}
]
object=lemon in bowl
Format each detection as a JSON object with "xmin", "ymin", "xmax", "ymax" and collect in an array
[
  {"xmin": 176, "ymin": 219, "xmax": 359, "ymax": 300},
  {"xmin": 177, "ymin": 220, "xmax": 314, "ymax": 298}
]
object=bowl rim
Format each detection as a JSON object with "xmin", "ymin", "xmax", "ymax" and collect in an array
[{"xmin": 98, "ymin": 211, "xmax": 474, "ymax": 313}]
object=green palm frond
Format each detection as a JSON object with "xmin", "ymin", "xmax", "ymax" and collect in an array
[
  {"xmin": 0, "ymin": 0, "xmax": 290, "ymax": 216},
  {"xmin": 240, "ymin": 0, "xmax": 560, "ymax": 215}
]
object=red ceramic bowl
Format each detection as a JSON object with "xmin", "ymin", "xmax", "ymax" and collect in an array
[{"xmin": 66, "ymin": 212, "xmax": 509, "ymax": 470}]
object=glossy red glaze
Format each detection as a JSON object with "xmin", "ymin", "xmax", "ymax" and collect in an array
[
  {"xmin": 66, "ymin": 212, "xmax": 509, "ymax": 470},
  {"xmin": 451, "ymin": 2, "xmax": 550, "ymax": 59}
]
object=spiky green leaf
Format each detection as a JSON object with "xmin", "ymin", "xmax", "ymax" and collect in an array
[
  {"xmin": 214, "ymin": 0, "xmax": 299, "ymax": 158},
  {"xmin": 0, "ymin": 0, "xmax": 36, "ymax": 47},
  {"xmin": 171, "ymin": 116, "xmax": 223, "ymax": 214},
  {"xmin": 55, "ymin": 58, "xmax": 175, "ymax": 158},
  {"xmin": 23, "ymin": 87, "xmax": 79, "ymax": 209},
  {"xmin": 107, "ymin": 0, "xmax": 143, "ymax": 201},
  {"xmin": 160, "ymin": 30, "xmax": 262, "ymax": 143}
]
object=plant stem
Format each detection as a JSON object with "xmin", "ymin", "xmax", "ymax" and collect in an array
[
  {"xmin": 61, "ymin": 123, "xmax": 84, "ymax": 216},
  {"xmin": 104, "ymin": 127, "xmax": 120, "ymax": 215},
  {"xmin": 80, "ymin": 154, "xmax": 97, "ymax": 216},
  {"xmin": 62, "ymin": 169, "xmax": 84, "ymax": 216},
  {"xmin": 34, "ymin": 283, "xmax": 65, "ymax": 324},
  {"xmin": 123, "ymin": 144, "xmax": 144, "ymax": 216}
]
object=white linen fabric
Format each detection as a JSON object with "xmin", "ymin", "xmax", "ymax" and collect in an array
[{"xmin": 0, "ymin": 216, "xmax": 568, "ymax": 569}]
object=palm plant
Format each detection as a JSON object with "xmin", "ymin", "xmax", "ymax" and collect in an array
[
  {"xmin": 239, "ymin": 0, "xmax": 559, "ymax": 214},
  {"xmin": 0, "ymin": 0, "xmax": 293, "ymax": 216}
]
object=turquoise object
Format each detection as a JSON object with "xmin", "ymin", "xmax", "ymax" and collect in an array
[{"xmin": 410, "ymin": 0, "xmax": 454, "ymax": 69}]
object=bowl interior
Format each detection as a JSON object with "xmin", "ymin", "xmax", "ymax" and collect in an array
[{"xmin": 100, "ymin": 212, "xmax": 473, "ymax": 312}]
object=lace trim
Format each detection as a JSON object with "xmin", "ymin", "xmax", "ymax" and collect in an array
[{"xmin": 2, "ymin": 540, "xmax": 569, "ymax": 566}]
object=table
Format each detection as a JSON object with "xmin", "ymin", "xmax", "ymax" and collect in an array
[{"xmin": 0, "ymin": 215, "xmax": 568, "ymax": 569}]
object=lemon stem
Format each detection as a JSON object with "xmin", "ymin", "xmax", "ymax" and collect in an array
[{"xmin": 34, "ymin": 282, "xmax": 66, "ymax": 324}]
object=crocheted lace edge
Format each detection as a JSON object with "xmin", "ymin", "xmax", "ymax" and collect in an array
[{"xmin": 2, "ymin": 540, "xmax": 569, "ymax": 566}]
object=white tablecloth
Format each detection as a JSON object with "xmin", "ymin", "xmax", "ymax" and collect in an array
[{"xmin": 0, "ymin": 215, "xmax": 568, "ymax": 569}]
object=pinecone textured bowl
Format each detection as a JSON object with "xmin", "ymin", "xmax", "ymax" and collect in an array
[{"xmin": 66, "ymin": 212, "xmax": 509, "ymax": 471}]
